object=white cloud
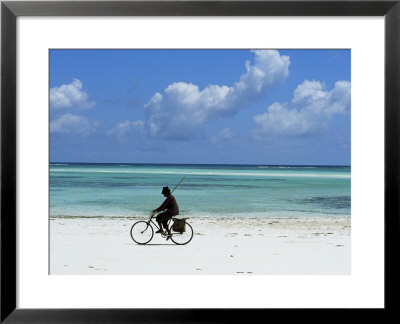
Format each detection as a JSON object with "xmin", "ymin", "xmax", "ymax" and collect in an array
[
  {"xmin": 50, "ymin": 78, "xmax": 96, "ymax": 110},
  {"xmin": 144, "ymin": 50, "xmax": 290, "ymax": 140},
  {"xmin": 50, "ymin": 113, "xmax": 99, "ymax": 136},
  {"xmin": 106, "ymin": 120, "xmax": 144, "ymax": 138},
  {"xmin": 253, "ymin": 80, "xmax": 351, "ymax": 137},
  {"xmin": 219, "ymin": 127, "xmax": 234, "ymax": 140},
  {"xmin": 211, "ymin": 127, "xmax": 235, "ymax": 144},
  {"xmin": 292, "ymin": 80, "xmax": 327, "ymax": 103}
]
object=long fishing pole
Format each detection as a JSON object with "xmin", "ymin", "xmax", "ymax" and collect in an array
[{"xmin": 171, "ymin": 176, "xmax": 186, "ymax": 193}]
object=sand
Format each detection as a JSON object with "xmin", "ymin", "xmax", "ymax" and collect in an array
[{"xmin": 49, "ymin": 216, "xmax": 351, "ymax": 275}]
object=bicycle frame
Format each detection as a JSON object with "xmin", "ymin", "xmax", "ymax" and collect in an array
[
  {"xmin": 146, "ymin": 217, "xmax": 160, "ymax": 230},
  {"xmin": 145, "ymin": 216, "xmax": 173, "ymax": 236}
]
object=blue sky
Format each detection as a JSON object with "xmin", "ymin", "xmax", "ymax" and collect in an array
[{"xmin": 49, "ymin": 49, "xmax": 351, "ymax": 165}]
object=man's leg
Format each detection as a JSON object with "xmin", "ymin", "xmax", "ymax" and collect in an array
[
  {"xmin": 156, "ymin": 221, "xmax": 163, "ymax": 233},
  {"xmin": 163, "ymin": 217, "xmax": 172, "ymax": 240},
  {"xmin": 156, "ymin": 212, "xmax": 166, "ymax": 233},
  {"xmin": 162, "ymin": 219, "xmax": 171, "ymax": 235},
  {"xmin": 162, "ymin": 213, "xmax": 172, "ymax": 236}
]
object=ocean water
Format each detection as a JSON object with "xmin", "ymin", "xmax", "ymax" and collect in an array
[{"xmin": 49, "ymin": 163, "xmax": 351, "ymax": 219}]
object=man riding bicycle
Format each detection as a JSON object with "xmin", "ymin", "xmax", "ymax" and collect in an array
[{"xmin": 153, "ymin": 186, "xmax": 179, "ymax": 238}]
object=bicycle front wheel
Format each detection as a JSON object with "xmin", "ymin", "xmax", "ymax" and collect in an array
[
  {"xmin": 170, "ymin": 222, "xmax": 194, "ymax": 245},
  {"xmin": 130, "ymin": 221, "xmax": 154, "ymax": 244}
]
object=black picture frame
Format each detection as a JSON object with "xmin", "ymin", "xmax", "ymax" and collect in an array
[{"xmin": 1, "ymin": 0, "xmax": 399, "ymax": 322}]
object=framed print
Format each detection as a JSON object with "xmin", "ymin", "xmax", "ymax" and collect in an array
[
  {"xmin": 48, "ymin": 48, "xmax": 352, "ymax": 275},
  {"xmin": 1, "ymin": 0, "xmax": 399, "ymax": 322}
]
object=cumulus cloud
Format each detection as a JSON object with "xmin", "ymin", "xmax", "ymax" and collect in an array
[
  {"xmin": 50, "ymin": 113, "xmax": 99, "ymax": 136},
  {"xmin": 218, "ymin": 127, "xmax": 234, "ymax": 140},
  {"xmin": 50, "ymin": 78, "xmax": 96, "ymax": 110},
  {"xmin": 211, "ymin": 127, "xmax": 235, "ymax": 144},
  {"xmin": 106, "ymin": 120, "xmax": 145, "ymax": 138},
  {"xmin": 144, "ymin": 50, "xmax": 290, "ymax": 140},
  {"xmin": 253, "ymin": 80, "xmax": 351, "ymax": 137}
]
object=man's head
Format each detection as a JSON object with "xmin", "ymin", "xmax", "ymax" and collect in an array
[{"xmin": 162, "ymin": 186, "xmax": 171, "ymax": 196}]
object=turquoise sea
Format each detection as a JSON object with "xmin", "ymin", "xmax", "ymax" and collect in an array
[{"xmin": 49, "ymin": 163, "xmax": 351, "ymax": 219}]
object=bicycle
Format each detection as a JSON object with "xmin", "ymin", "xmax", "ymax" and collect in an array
[{"xmin": 130, "ymin": 211, "xmax": 194, "ymax": 245}]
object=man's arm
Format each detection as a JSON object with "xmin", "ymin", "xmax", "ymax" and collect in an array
[{"xmin": 155, "ymin": 197, "xmax": 170, "ymax": 212}]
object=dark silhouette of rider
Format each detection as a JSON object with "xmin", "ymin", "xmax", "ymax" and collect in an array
[{"xmin": 153, "ymin": 186, "xmax": 179, "ymax": 237}]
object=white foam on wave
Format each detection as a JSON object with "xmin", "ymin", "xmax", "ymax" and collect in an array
[
  {"xmin": 259, "ymin": 166, "xmax": 318, "ymax": 169},
  {"xmin": 49, "ymin": 210, "xmax": 350, "ymax": 220},
  {"xmin": 49, "ymin": 168, "xmax": 350, "ymax": 179}
]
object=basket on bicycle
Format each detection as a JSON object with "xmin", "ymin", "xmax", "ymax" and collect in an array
[{"xmin": 172, "ymin": 218, "xmax": 187, "ymax": 234}]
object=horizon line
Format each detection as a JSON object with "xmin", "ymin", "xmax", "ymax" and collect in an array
[{"xmin": 49, "ymin": 161, "xmax": 351, "ymax": 167}]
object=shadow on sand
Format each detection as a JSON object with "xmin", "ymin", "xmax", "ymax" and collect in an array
[{"xmin": 134, "ymin": 243, "xmax": 178, "ymax": 246}]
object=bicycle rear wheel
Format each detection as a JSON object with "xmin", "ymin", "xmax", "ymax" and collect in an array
[
  {"xmin": 130, "ymin": 221, "xmax": 154, "ymax": 244},
  {"xmin": 170, "ymin": 222, "xmax": 193, "ymax": 245}
]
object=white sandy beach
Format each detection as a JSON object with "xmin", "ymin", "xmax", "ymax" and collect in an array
[{"xmin": 50, "ymin": 216, "xmax": 350, "ymax": 275}]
